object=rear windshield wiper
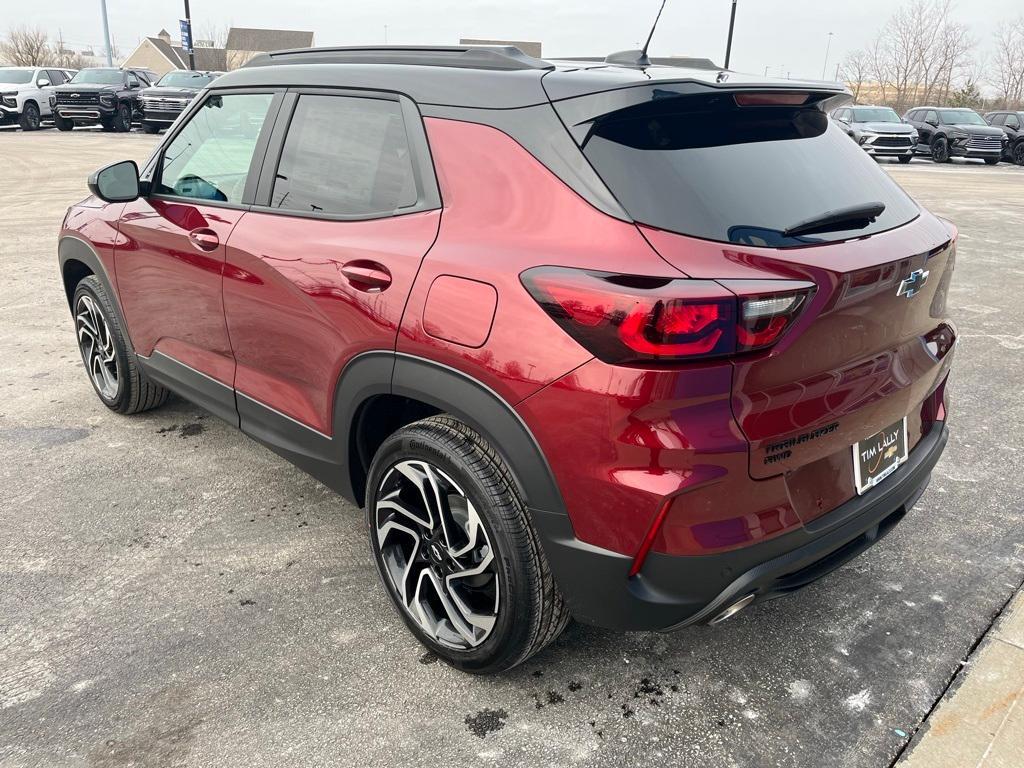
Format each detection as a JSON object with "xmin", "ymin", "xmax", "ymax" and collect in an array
[{"xmin": 782, "ymin": 202, "xmax": 886, "ymax": 238}]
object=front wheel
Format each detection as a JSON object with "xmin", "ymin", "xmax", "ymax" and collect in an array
[
  {"xmin": 18, "ymin": 102, "xmax": 41, "ymax": 131},
  {"xmin": 141, "ymin": 121, "xmax": 160, "ymax": 134},
  {"xmin": 983, "ymin": 157, "xmax": 1000, "ymax": 166},
  {"xmin": 931, "ymin": 137, "xmax": 950, "ymax": 163},
  {"xmin": 54, "ymin": 114, "xmax": 74, "ymax": 131},
  {"xmin": 72, "ymin": 276, "xmax": 169, "ymax": 414},
  {"xmin": 366, "ymin": 416, "xmax": 570, "ymax": 674},
  {"xmin": 898, "ymin": 155, "xmax": 913, "ymax": 164},
  {"xmin": 112, "ymin": 103, "xmax": 131, "ymax": 132},
  {"xmin": 1014, "ymin": 142, "xmax": 1024, "ymax": 166}
]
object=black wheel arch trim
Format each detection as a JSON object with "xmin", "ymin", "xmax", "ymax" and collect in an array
[
  {"xmin": 58, "ymin": 235, "xmax": 135, "ymax": 355},
  {"xmin": 330, "ymin": 352, "xmax": 568, "ymax": 516}
]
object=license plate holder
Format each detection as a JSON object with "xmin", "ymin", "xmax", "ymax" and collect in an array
[{"xmin": 853, "ymin": 417, "xmax": 909, "ymax": 495}]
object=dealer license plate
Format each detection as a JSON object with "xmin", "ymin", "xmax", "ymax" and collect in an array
[{"xmin": 853, "ymin": 417, "xmax": 908, "ymax": 495}]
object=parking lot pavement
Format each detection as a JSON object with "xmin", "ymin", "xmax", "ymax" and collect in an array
[{"xmin": 1, "ymin": 130, "xmax": 1023, "ymax": 768}]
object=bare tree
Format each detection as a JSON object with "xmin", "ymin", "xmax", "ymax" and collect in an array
[
  {"xmin": 50, "ymin": 29, "xmax": 91, "ymax": 70},
  {"xmin": 992, "ymin": 18, "xmax": 1024, "ymax": 109},
  {"xmin": 0, "ymin": 25, "xmax": 50, "ymax": 66},
  {"xmin": 197, "ymin": 22, "xmax": 229, "ymax": 49},
  {"xmin": 839, "ymin": 49, "xmax": 871, "ymax": 102}
]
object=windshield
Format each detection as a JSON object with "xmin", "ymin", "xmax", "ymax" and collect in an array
[
  {"xmin": 578, "ymin": 92, "xmax": 919, "ymax": 247},
  {"xmin": 70, "ymin": 69, "xmax": 124, "ymax": 85},
  {"xmin": 156, "ymin": 71, "xmax": 217, "ymax": 88},
  {"xmin": 852, "ymin": 108, "xmax": 901, "ymax": 123},
  {"xmin": 0, "ymin": 68, "xmax": 34, "ymax": 84},
  {"xmin": 939, "ymin": 110, "xmax": 986, "ymax": 126}
]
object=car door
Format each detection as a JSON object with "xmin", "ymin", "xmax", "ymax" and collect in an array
[
  {"xmin": 222, "ymin": 89, "xmax": 441, "ymax": 444},
  {"xmin": 115, "ymin": 89, "xmax": 283, "ymax": 420}
]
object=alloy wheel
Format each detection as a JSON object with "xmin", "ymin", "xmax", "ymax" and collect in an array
[
  {"xmin": 1014, "ymin": 143, "xmax": 1024, "ymax": 166},
  {"xmin": 23, "ymin": 103, "xmax": 40, "ymax": 130},
  {"xmin": 374, "ymin": 459, "xmax": 500, "ymax": 650},
  {"xmin": 932, "ymin": 139, "xmax": 949, "ymax": 162},
  {"xmin": 75, "ymin": 294, "xmax": 119, "ymax": 399}
]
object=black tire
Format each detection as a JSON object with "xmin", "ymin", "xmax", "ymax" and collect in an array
[
  {"xmin": 931, "ymin": 137, "xmax": 950, "ymax": 163},
  {"xmin": 898, "ymin": 155, "xmax": 913, "ymax": 164},
  {"xmin": 366, "ymin": 415, "xmax": 570, "ymax": 674},
  {"xmin": 141, "ymin": 122, "xmax": 160, "ymax": 134},
  {"xmin": 100, "ymin": 117, "xmax": 115, "ymax": 131},
  {"xmin": 1014, "ymin": 142, "xmax": 1024, "ymax": 166},
  {"xmin": 112, "ymin": 103, "xmax": 131, "ymax": 132},
  {"xmin": 54, "ymin": 115, "xmax": 74, "ymax": 131},
  {"xmin": 983, "ymin": 157, "xmax": 1000, "ymax": 166},
  {"xmin": 18, "ymin": 101, "xmax": 41, "ymax": 131},
  {"xmin": 72, "ymin": 275, "xmax": 169, "ymax": 415}
]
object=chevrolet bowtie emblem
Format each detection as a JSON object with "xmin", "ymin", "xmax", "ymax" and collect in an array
[{"xmin": 897, "ymin": 268, "xmax": 929, "ymax": 298}]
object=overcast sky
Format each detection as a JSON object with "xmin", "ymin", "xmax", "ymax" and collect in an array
[{"xmin": 15, "ymin": 0, "xmax": 1023, "ymax": 83}]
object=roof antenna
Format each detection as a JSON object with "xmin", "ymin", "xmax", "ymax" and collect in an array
[{"xmin": 606, "ymin": 0, "xmax": 667, "ymax": 68}]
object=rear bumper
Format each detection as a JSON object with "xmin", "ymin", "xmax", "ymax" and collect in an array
[{"xmin": 535, "ymin": 421, "xmax": 948, "ymax": 631}]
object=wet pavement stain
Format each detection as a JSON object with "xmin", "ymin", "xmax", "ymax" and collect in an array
[
  {"xmin": 178, "ymin": 423, "xmax": 205, "ymax": 438},
  {"xmin": 0, "ymin": 426, "xmax": 89, "ymax": 449},
  {"xmin": 418, "ymin": 652, "xmax": 439, "ymax": 665},
  {"xmin": 464, "ymin": 708, "xmax": 507, "ymax": 739}
]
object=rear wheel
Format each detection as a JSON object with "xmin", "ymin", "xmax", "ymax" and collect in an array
[
  {"xmin": 898, "ymin": 155, "xmax": 913, "ymax": 164},
  {"xmin": 18, "ymin": 102, "xmax": 41, "ymax": 131},
  {"xmin": 931, "ymin": 137, "xmax": 950, "ymax": 163},
  {"xmin": 366, "ymin": 416, "xmax": 569, "ymax": 674},
  {"xmin": 141, "ymin": 122, "xmax": 160, "ymax": 134},
  {"xmin": 54, "ymin": 115, "xmax": 74, "ymax": 131},
  {"xmin": 72, "ymin": 276, "xmax": 169, "ymax": 414}
]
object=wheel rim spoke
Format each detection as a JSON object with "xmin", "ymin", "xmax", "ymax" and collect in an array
[
  {"xmin": 75, "ymin": 294, "xmax": 119, "ymax": 399},
  {"xmin": 375, "ymin": 459, "xmax": 500, "ymax": 650}
]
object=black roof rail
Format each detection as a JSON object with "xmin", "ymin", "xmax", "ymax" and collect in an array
[{"xmin": 243, "ymin": 45, "xmax": 555, "ymax": 72}]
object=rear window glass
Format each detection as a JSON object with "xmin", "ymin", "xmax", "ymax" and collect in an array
[{"xmin": 580, "ymin": 94, "xmax": 920, "ymax": 247}]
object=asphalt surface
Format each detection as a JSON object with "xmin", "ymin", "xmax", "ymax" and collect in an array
[{"xmin": 1, "ymin": 128, "xmax": 1023, "ymax": 768}]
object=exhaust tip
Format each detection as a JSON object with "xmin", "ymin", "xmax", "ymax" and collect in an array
[{"xmin": 708, "ymin": 593, "xmax": 756, "ymax": 625}]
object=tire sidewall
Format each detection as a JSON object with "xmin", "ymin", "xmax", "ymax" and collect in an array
[
  {"xmin": 72, "ymin": 277, "xmax": 131, "ymax": 411},
  {"xmin": 932, "ymin": 137, "xmax": 949, "ymax": 162},
  {"xmin": 20, "ymin": 102, "xmax": 40, "ymax": 130},
  {"xmin": 365, "ymin": 425, "xmax": 534, "ymax": 673},
  {"xmin": 115, "ymin": 103, "xmax": 131, "ymax": 132}
]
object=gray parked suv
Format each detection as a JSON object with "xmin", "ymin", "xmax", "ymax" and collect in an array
[
  {"xmin": 831, "ymin": 105, "xmax": 918, "ymax": 163},
  {"xmin": 0, "ymin": 66, "xmax": 75, "ymax": 130}
]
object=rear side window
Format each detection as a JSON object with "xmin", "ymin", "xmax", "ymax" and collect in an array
[
  {"xmin": 579, "ymin": 93, "xmax": 920, "ymax": 247},
  {"xmin": 270, "ymin": 94, "xmax": 417, "ymax": 217},
  {"xmin": 157, "ymin": 92, "xmax": 274, "ymax": 204}
]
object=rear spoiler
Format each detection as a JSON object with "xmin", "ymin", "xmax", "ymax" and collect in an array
[{"xmin": 548, "ymin": 80, "xmax": 852, "ymax": 143}]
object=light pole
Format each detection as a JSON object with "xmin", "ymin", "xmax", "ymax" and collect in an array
[
  {"xmin": 99, "ymin": 0, "xmax": 113, "ymax": 66},
  {"xmin": 724, "ymin": 0, "xmax": 738, "ymax": 69},
  {"xmin": 821, "ymin": 31, "xmax": 834, "ymax": 80},
  {"xmin": 183, "ymin": 0, "xmax": 195, "ymax": 70}
]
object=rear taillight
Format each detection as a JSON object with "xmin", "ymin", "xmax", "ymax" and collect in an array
[{"xmin": 521, "ymin": 267, "xmax": 813, "ymax": 364}]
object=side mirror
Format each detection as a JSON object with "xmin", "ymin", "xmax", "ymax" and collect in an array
[
  {"xmin": 88, "ymin": 160, "xmax": 142, "ymax": 203},
  {"xmin": 926, "ymin": 118, "xmax": 939, "ymax": 127},
  {"xmin": 37, "ymin": 78, "xmax": 50, "ymax": 87}
]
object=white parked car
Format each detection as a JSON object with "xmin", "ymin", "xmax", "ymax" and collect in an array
[{"xmin": 0, "ymin": 66, "xmax": 76, "ymax": 130}]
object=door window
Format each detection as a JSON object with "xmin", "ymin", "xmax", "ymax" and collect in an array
[
  {"xmin": 46, "ymin": 69, "xmax": 64, "ymax": 85},
  {"xmin": 925, "ymin": 110, "xmax": 938, "ymax": 124},
  {"xmin": 157, "ymin": 92, "xmax": 274, "ymax": 204},
  {"xmin": 1006, "ymin": 115, "xmax": 1020, "ymax": 130},
  {"xmin": 270, "ymin": 94, "xmax": 417, "ymax": 217},
  {"xmin": 989, "ymin": 114, "xmax": 1005, "ymax": 126}
]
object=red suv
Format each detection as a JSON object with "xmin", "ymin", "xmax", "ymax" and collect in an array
[{"xmin": 59, "ymin": 46, "xmax": 955, "ymax": 674}]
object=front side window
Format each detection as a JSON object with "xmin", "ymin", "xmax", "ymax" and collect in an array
[
  {"xmin": 1007, "ymin": 115, "xmax": 1021, "ymax": 129},
  {"xmin": 925, "ymin": 111, "xmax": 938, "ymax": 124},
  {"xmin": 157, "ymin": 92, "xmax": 273, "ymax": 204},
  {"xmin": 70, "ymin": 69, "xmax": 123, "ymax": 85},
  {"xmin": 270, "ymin": 94, "xmax": 417, "ymax": 217}
]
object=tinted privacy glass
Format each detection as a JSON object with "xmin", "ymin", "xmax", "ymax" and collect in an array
[
  {"xmin": 271, "ymin": 95, "xmax": 416, "ymax": 216},
  {"xmin": 581, "ymin": 95, "xmax": 920, "ymax": 247},
  {"xmin": 157, "ymin": 93, "xmax": 273, "ymax": 204}
]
